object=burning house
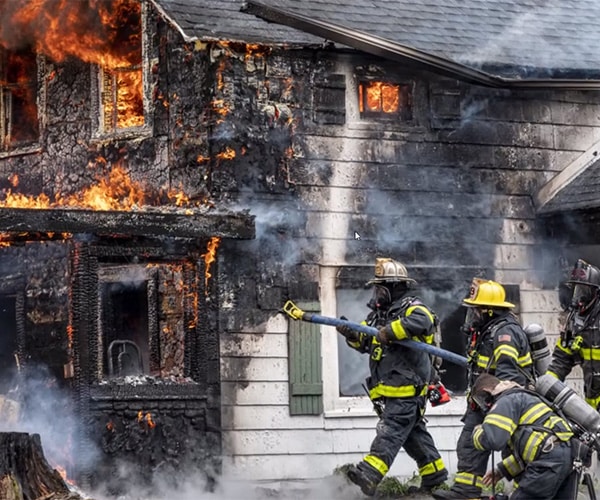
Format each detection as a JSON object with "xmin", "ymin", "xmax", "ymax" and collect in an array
[{"xmin": 1, "ymin": 0, "xmax": 600, "ymax": 495}]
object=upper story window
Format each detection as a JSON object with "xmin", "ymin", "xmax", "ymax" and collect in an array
[
  {"xmin": 0, "ymin": 47, "xmax": 39, "ymax": 150},
  {"xmin": 97, "ymin": 0, "xmax": 145, "ymax": 135},
  {"xmin": 358, "ymin": 80, "xmax": 412, "ymax": 121}
]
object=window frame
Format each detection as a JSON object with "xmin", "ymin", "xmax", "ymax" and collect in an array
[
  {"xmin": 320, "ymin": 265, "xmax": 467, "ymax": 418},
  {"xmin": 90, "ymin": 0, "xmax": 152, "ymax": 140},
  {"xmin": 0, "ymin": 48, "xmax": 44, "ymax": 157},
  {"xmin": 357, "ymin": 80, "xmax": 413, "ymax": 121}
]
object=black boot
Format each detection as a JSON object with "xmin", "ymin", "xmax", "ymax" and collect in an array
[
  {"xmin": 346, "ymin": 462, "xmax": 383, "ymax": 497},
  {"xmin": 431, "ymin": 487, "xmax": 480, "ymax": 499}
]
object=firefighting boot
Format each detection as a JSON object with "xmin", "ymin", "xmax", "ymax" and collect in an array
[
  {"xmin": 346, "ymin": 461, "xmax": 383, "ymax": 497},
  {"xmin": 431, "ymin": 487, "xmax": 480, "ymax": 500}
]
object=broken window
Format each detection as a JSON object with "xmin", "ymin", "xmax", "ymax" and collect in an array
[
  {"xmin": 0, "ymin": 47, "xmax": 39, "ymax": 150},
  {"xmin": 98, "ymin": 0, "xmax": 144, "ymax": 133},
  {"xmin": 98, "ymin": 265, "xmax": 158, "ymax": 379},
  {"xmin": 358, "ymin": 81, "xmax": 412, "ymax": 121}
]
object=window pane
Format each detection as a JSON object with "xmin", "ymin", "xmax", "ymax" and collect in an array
[
  {"xmin": 336, "ymin": 288, "xmax": 371, "ymax": 396},
  {"xmin": 0, "ymin": 47, "xmax": 38, "ymax": 149}
]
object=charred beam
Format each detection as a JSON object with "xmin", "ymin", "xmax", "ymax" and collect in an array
[{"xmin": 0, "ymin": 208, "xmax": 255, "ymax": 240}]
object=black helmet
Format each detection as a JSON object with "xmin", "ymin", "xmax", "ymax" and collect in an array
[{"xmin": 567, "ymin": 259, "xmax": 600, "ymax": 314}]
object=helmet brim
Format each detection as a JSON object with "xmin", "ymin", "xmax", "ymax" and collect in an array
[
  {"xmin": 567, "ymin": 280, "xmax": 600, "ymax": 288},
  {"xmin": 462, "ymin": 298, "xmax": 515, "ymax": 308},
  {"xmin": 366, "ymin": 277, "xmax": 417, "ymax": 286}
]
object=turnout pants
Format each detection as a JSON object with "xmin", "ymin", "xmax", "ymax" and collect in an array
[
  {"xmin": 510, "ymin": 441, "xmax": 573, "ymax": 500},
  {"xmin": 363, "ymin": 396, "xmax": 447, "ymax": 488},
  {"xmin": 449, "ymin": 406, "xmax": 489, "ymax": 496}
]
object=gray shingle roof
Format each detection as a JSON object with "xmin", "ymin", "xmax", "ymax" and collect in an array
[{"xmin": 154, "ymin": 0, "xmax": 600, "ymax": 76}]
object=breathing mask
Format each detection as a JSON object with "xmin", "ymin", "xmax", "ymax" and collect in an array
[
  {"xmin": 367, "ymin": 284, "xmax": 392, "ymax": 311},
  {"xmin": 461, "ymin": 306, "xmax": 486, "ymax": 334},
  {"xmin": 571, "ymin": 284, "xmax": 597, "ymax": 314},
  {"xmin": 470, "ymin": 389, "xmax": 494, "ymax": 413}
]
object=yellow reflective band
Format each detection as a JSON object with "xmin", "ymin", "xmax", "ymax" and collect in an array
[
  {"xmin": 484, "ymin": 414, "xmax": 517, "ymax": 434},
  {"xmin": 579, "ymin": 347, "xmax": 600, "ymax": 361},
  {"xmin": 585, "ymin": 393, "xmax": 600, "ymax": 410},
  {"xmin": 364, "ymin": 454, "xmax": 388, "ymax": 476},
  {"xmin": 419, "ymin": 457, "xmax": 445, "ymax": 476},
  {"xmin": 502, "ymin": 455, "xmax": 523, "ymax": 476},
  {"xmin": 455, "ymin": 472, "xmax": 485, "ymax": 489},
  {"xmin": 347, "ymin": 339, "xmax": 361, "ymax": 348},
  {"xmin": 407, "ymin": 304, "xmax": 435, "ymax": 324},
  {"xmin": 369, "ymin": 383, "xmax": 426, "ymax": 399},
  {"xmin": 520, "ymin": 403, "xmax": 552, "ymax": 425},
  {"xmin": 473, "ymin": 426, "xmax": 485, "ymax": 451},
  {"xmin": 517, "ymin": 352, "xmax": 533, "ymax": 366},
  {"xmin": 556, "ymin": 342, "xmax": 573, "ymax": 355},
  {"xmin": 390, "ymin": 319, "xmax": 409, "ymax": 340},
  {"xmin": 546, "ymin": 370, "xmax": 560, "ymax": 380},
  {"xmin": 493, "ymin": 344, "xmax": 519, "ymax": 364},
  {"xmin": 476, "ymin": 354, "xmax": 490, "ymax": 369},
  {"xmin": 522, "ymin": 431, "xmax": 545, "ymax": 462}
]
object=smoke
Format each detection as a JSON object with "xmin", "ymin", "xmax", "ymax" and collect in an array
[
  {"xmin": 87, "ymin": 468, "xmax": 361, "ymax": 500},
  {"xmin": 0, "ymin": 364, "xmax": 100, "ymax": 476},
  {"xmin": 230, "ymin": 196, "xmax": 307, "ymax": 269}
]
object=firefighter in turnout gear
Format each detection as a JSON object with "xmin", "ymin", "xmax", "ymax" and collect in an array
[
  {"xmin": 470, "ymin": 373, "xmax": 574, "ymax": 499},
  {"xmin": 337, "ymin": 258, "xmax": 448, "ymax": 497},
  {"xmin": 433, "ymin": 279, "xmax": 534, "ymax": 500},
  {"xmin": 547, "ymin": 258, "xmax": 600, "ymax": 410}
]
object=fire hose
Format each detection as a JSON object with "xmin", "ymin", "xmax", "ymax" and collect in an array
[{"xmin": 282, "ymin": 300, "xmax": 468, "ymax": 367}]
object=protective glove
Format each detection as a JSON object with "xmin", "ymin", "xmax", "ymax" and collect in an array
[
  {"xmin": 336, "ymin": 316, "xmax": 359, "ymax": 341},
  {"xmin": 376, "ymin": 325, "xmax": 394, "ymax": 344}
]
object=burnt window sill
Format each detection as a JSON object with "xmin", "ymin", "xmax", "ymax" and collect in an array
[{"xmin": 0, "ymin": 143, "xmax": 43, "ymax": 159}]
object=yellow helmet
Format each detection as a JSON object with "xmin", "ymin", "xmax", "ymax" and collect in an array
[
  {"xmin": 463, "ymin": 278, "xmax": 514, "ymax": 309},
  {"xmin": 366, "ymin": 257, "xmax": 416, "ymax": 286}
]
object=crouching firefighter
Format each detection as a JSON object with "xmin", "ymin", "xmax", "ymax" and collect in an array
[
  {"xmin": 434, "ymin": 278, "xmax": 534, "ymax": 500},
  {"xmin": 470, "ymin": 373, "xmax": 575, "ymax": 500},
  {"xmin": 336, "ymin": 257, "xmax": 448, "ymax": 497}
]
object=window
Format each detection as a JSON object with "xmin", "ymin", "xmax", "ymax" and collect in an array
[
  {"xmin": 337, "ymin": 288, "xmax": 370, "ymax": 397},
  {"xmin": 358, "ymin": 81, "xmax": 412, "ymax": 120},
  {"xmin": 97, "ymin": 0, "xmax": 145, "ymax": 134},
  {"xmin": 0, "ymin": 47, "xmax": 39, "ymax": 150}
]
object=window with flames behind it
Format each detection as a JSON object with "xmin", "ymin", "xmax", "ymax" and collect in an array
[
  {"xmin": 0, "ymin": 47, "xmax": 39, "ymax": 150},
  {"xmin": 100, "ymin": 2, "xmax": 144, "ymax": 132},
  {"xmin": 358, "ymin": 81, "xmax": 412, "ymax": 121}
]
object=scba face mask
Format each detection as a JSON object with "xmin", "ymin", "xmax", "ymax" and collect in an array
[
  {"xmin": 367, "ymin": 285, "xmax": 392, "ymax": 310},
  {"xmin": 572, "ymin": 284, "xmax": 597, "ymax": 314},
  {"xmin": 462, "ymin": 307, "xmax": 485, "ymax": 334}
]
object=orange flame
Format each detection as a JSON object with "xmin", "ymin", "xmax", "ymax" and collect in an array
[
  {"xmin": 202, "ymin": 236, "xmax": 221, "ymax": 294},
  {"xmin": 137, "ymin": 411, "xmax": 155, "ymax": 429},
  {"xmin": 215, "ymin": 147, "xmax": 235, "ymax": 161},
  {"xmin": 1, "ymin": 0, "xmax": 142, "ymax": 69},
  {"xmin": 0, "ymin": 0, "xmax": 143, "ymax": 130}
]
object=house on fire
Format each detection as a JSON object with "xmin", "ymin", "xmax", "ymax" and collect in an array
[{"xmin": 1, "ymin": 0, "xmax": 600, "ymax": 494}]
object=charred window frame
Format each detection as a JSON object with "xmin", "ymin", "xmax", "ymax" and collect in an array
[
  {"xmin": 357, "ymin": 80, "xmax": 413, "ymax": 121},
  {"xmin": 92, "ymin": 0, "xmax": 150, "ymax": 138},
  {"xmin": 0, "ymin": 47, "xmax": 40, "ymax": 152},
  {"xmin": 97, "ymin": 265, "xmax": 159, "ymax": 380}
]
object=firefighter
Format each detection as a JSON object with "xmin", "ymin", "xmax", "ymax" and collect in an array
[
  {"xmin": 470, "ymin": 373, "xmax": 574, "ymax": 500},
  {"xmin": 546, "ymin": 258, "xmax": 600, "ymax": 410},
  {"xmin": 433, "ymin": 278, "xmax": 534, "ymax": 500},
  {"xmin": 336, "ymin": 257, "xmax": 448, "ymax": 497}
]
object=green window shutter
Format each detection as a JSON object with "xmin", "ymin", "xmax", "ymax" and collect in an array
[{"xmin": 289, "ymin": 301, "xmax": 323, "ymax": 415}]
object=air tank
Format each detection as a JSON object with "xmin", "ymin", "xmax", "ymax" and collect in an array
[
  {"xmin": 535, "ymin": 374, "xmax": 600, "ymax": 435},
  {"xmin": 524, "ymin": 323, "xmax": 551, "ymax": 376}
]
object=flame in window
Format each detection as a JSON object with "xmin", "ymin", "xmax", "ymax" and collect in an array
[
  {"xmin": 358, "ymin": 81, "xmax": 411, "ymax": 119},
  {"xmin": 0, "ymin": 0, "xmax": 144, "ymax": 131},
  {"xmin": 0, "ymin": 47, "xmax": 39, "ymax": 148}
]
